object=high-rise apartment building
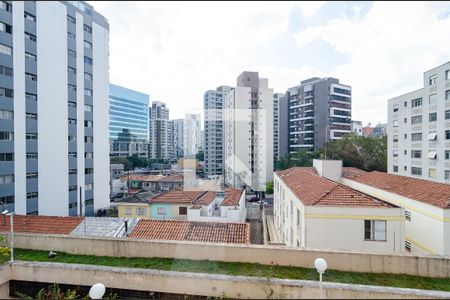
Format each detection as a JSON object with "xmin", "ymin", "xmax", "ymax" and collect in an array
[
  {"xmin": 352, "ymin": 120, "xmax": 363, "ymax": 136},
  {"xmin": 183, "ymin": 113, "xmax": 201, "ymax": 158},
  {"xmin": 224, "ymin": 72, "xmax": 273, "ymax": 191},
  {"xmin": 204, "ymin": 86, "xmax": 232, "ymax": 177},
  {"xmin": 286, "ymin": 77, "xmax": 352, "ymax": 152},
  {"xmin": 278, "ymin": 94, "xmax": 289, "ymax": 161},
  {"xmin": 109, "ymin": 83, "xmax": 149, "ymax": 158},
  {"xmin": 149, "ymin": 101, "xmax": 171, "ymax": 161},
  {"xmin": 0, "ymin": 1, "xmax": 110, "ymax": 216},
  {"xmin": 171, "ymin": 119, "xmax": 184, "ymax": 159},
  {"xmin": 273, "ymin": 93, "xmax": 284, "ymax": 162},
  {"xmin": 388, "ymin": 62, "xmax": 450, "ymax": 184}
]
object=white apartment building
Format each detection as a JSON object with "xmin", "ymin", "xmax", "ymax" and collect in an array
[
  {"xmin": 224, "ymin": 72, "xmax": 273, "ymax": 192},
  {"xmin": 171, "ymin": 119, "xmax": 184, "ymax": 159},
  {"xmin": 351, "ymin": 120, "xmax": 363, "ymax": 136},
  {"xmin": 273, "ymin": 93, "xmax": 283, "ymax": 162},
  {"xmin": 0, "ymin": 1, "xmax": 110, "ymax": 216},
  {"xmin": 149, "ymin": 101, "xmax": 171, "ymax": 161},
  {"xmin": 204, "ymin": 86, "xmax": 232, "ymax": 177},
  {"xmin": 274, "ymin": 160, "xmax": 404, "ymax": 254},
  {"xmin": 388, "ymin": 62, "xmax": 450, "ymax": 184},
  {"xmin": 183, "ymin": 113, "xmax": 201, "ymax": 158},
  {"xmin": 341, "ymin": 168, "xmax": 450, "ymax": 256}
]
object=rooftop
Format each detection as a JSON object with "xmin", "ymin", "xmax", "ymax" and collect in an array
[
  {"xmin": 276, "ymin": 167, "xmax": 394, "ymax": 208},
  {"xmin": 0, "ymin": 215, "xmax": 83, "ymax": 235},
  {"xmin": 344, "ymin": 171, "xmax": 450, "ymax": 209},
  {"xmin": 150, "ymin": 188, "xmax": 243, "ymax": 206},
  {"xmin": 128, "ymin": 219, "xmax": 250, "ymax": 244},
  {"xmin": 70, "ymin": 217, "xmax": 140, "ymax": 238},
  {"xmin": 122, "ymin": 174, "xmax": 183, "ymax": 183}
]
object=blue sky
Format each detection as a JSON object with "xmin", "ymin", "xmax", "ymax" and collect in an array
[{"xmin": 92, "ymin": 1, "xmax": 450, "ymax": 125}]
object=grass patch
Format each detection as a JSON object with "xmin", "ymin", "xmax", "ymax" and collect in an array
[{"xmin": 14, "ymin": 249, "xmax": 450, "ymax": 292}]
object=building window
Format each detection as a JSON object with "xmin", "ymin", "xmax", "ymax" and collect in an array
[
  {"xmin": 0, "ymin": 195, "xmax": 14, "ymax": 204},
  {"xmin": 0, "ymin": 21, "xmax": 11, "ymax": 34},
  {"xmin": 446, "ymin": 110, "xmax": 450, "ymax": 120},
  {"xmin": 26, "ymin": 192, "xmax": 38, "ymax": 199},
  {"xmin": 84, "ymin": 104, "xmax": 93, "ymax": 112},
  {"xmin": 69, "ymin": 203, "xmax": 78, "ymax": 209},
  {"xmin": 393, "ymin": 165, "xmax": 398, "ymax": 173},
  {"xmin": 84, "ymin": 40, "xmax": 92, "ymax": 49},
  {"xmin": 26, "ymin": 133, "xmax": 37, "ymax": 140},
  {"xmin": 84, "ymin": 88, "xmax": 92, "ymax": 96},
  {"xmin": 411, "ymin": 115, "xmax": 422, "ymax": 125},
  {"xmin": 24, "ymin": 12, "xmax": 36, "ymax": 22},
  {"xmin": 404, "ymin": 133, "xmax": 407, "ymax": 139},
  {"xmin": 393, "ymin": 150, "xmax": 398, "ymax": 158},
  {"xmin": 0, "ymin": 132, "xmax": 13, "ymax": 140},
  {"xmin": 446, "ymin": 70, "xmax": 450, "ymax": 80},
  {"xmin": 84, "ymin": 72, "xmax": 92, "ymax": 81},
  {"xmin": 0, "ymin": 109, "xmax": 13, "ymax": 120},
  {"xmin": 179, "ymin": 207, "xmax": 187, "ymax": 215},
  {"xmin": 364, "ymin": 220, "xmax": 386, "ymax": 241},
  {"xmin": 411, "ymin": 150, "xmax": 421, "ymax": 159},
  {"xmin": 404, "ymin": 150, "xmax": 407, "ymax": 155},
  {"xmin": 68, "ymin": 49, "xmax": 76, "ymax": 58},
  {"xmin": 393, "ymin": 135, "xmax": 398, "ymax": 143},
  {"xmin": 85, "ymin": 199, "xmax": 93, "ymax": 206},
  {"xmin": 25, "ymin": 52, "xmax": 36, "ymax": 61},
  {"xmin": 428, "ymin": 168, "xmax": 436, "ymax": 179},
  {"xmin": 404, "ymin": 101, "xmax": 407, "ymax": 107},
  {"xmin": 393, "ymin": 120, "xmax": 398, "ymax": 127},
  {"xmin": 0, "ymin": 153, "xmax": 13, "ymax": 161},
  {"xmin": 68, "ymin": 152, "xmax": 77, "ymax": 158},
  {"xmin": 68, "ymin": 118, "xmax": 77, "ymax": 125},
  {"xmin": 429, "ymin": 112, "xmax": 437, "ymax": 122},
  {"xmin": 403, "ymin": 118, "xmax": 407, "ymax": 124},
  {"xmin": 411, "ymin": 167, "xmax": 422, "ymax": 176},
  {"xmin": 446, "ymin": 151, "xmax": 450, "ymax": 160},
  {"xmin": 84, "ymin": 56, "xmax": 92, "ymax": 65},
  {"xmin": 26, "ymin": 153, "xmax": 37, "ymax": 160},
  {"xmin": 157, "ymin": 207, "xmax": 166, "ymax": 215},
  {"xmin": 405, "ymin": 241, "xmax": 411, "ymax": 252},
  {"xmin": 25, "ymin": 112, "xmax": 37, "ymax": 120},
  {"xmin": 67, "ymin": 32, "xmax": 76, "ymax": 40},
  {"xmin": 429, "ymin": 93, "xmax": 437, "ymax": 104},
  {"xmin": 69, "ymin": 185, "xmax": 77, "ymax": 192},
  {"xmin": 84, "ymin": 120, "xmax": 93, "ymax": 128},
  {"xmin": 83, "ymin": 24, "xmax": 92, "ymax": 33},
  {"xmin": 68, "ymin": 84, "xmax": 77, "ymax": 92},
  {"xmin": 67, "ymin": 15, "xmax": 76, "ymax": 24},
  {"xmin": 25, "ymin": 73, "xmax": 37, "ymax": 81},
  {"xmin": 412, "ymin": 133, "xmax": 423, "ymax": 141},
  {"xmin": 69, "ymin": 135, "xmax": 76, "ymax": 142},
  {"xmin": 429, "ymin": 75, "xmax": 437, "ymax": 86},
  {"xmin": 0, "ymin": 43, "xmax": 11, "ymax": 56},
  {"xmin": 85, "ymin": 168, "xmax": 94, "ymax": 175},
  {"xmin": 24, "ymin": 32, "xmax": 36, "ymax": 42},
  {"xmin": 85, "ymin": 152, "xmax": 93, "ymax": 159},
  {"xmin": 69, "ymin": 169, "xmax": 77, "ymax": 175},
  {"xmin": 137, "ymin": 207, "xmax": 146, "ymax": 215},
  {"xmin": 85, "ymin": 136, "xmax": 93, "ymax": 143},
  {"xmin": 393, "ymin": 104, "xmax": 398, "ymax": 112},
  {"xmin": 411, "ymin": 98, "xmax": 422, "ymax": 107},
  {"xmin": 0, "ymin": 174, "xmax": 13, "ymax": 184},
  {"xmin": 125, "ymin": 207, "xmax": 132, "ymax": 215},
  {"xmin": 68, "ymin": 101, "xmax": 77, "ymax": 108},
  {"xmin": 68, "ymin": 67, "xmax": 76, "ymax": 75},
  {"xmin": 85, "ymin": 183, "xmax": 93, "ymax": 190},
  {"xmin": 445, "ymin": 170, "xmax": 450, "ymax": 181},
  {"xmin": 0, "ymin": 65, "xmax": 12, "ymax": 77},
  {"xmin": 26, "ymin": 93, "xmax": 37, "ymax": 101},
  {"xmin": 446, "ymin": 130, "xmax": 450, "ymax": 140},
  {"xmin": 0, "ymin": 1, "xmax": 12, "ymax": 12},
  {"xmin": 405, "ymin": 210, "xmax": 411, "ymax": 221}
]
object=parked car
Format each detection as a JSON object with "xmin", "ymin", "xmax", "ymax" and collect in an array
[{"xmin": 248, "ymin": 196, "xmax": 260, "ymax": 203}]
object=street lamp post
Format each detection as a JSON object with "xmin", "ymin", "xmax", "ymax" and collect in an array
[
  {"xmin": 1, "ymin": 210, "xmax": 14, "ymax": 263},
  {"xmin": 314, "ymin": 258, "xmax": 327, "ymax": 299}
]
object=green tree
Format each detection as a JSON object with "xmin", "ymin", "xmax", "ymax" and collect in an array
[
  {"xmin": 128, "ymin": 154, "xmax": 148, "ymax": 169},
  {"xmin": 275, "ymin": 149, "xmax": 320, "ymax": 170},
  {"xmin": 196, "ymin": 149, "xmax": 204, "ymax": 161},
  {"xmin": 110, "ymin": 157, "xmax": 132, "ymax": 170},
  {"xmin": 265, "ymin": 180, "xmax": 273, "ymax": 194}
]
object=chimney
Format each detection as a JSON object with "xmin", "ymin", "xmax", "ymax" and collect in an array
[{"xmin": 313, "ymin": 159, "xmax": 342, "ymax": 182}]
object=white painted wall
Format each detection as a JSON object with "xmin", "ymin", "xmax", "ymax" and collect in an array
[
  {"xmin": 12, "ymin": 1, "xmax": 26, "ymax": 214},
  {"xmin": 313, "ymin": 159, "xmax": 342, "ymax": 181},
  {"xmin": 92, "ymin": 22, "xmax": 110, "ymax": 212},
  {"xmin": 37, "ymin": 1, "xmax": 69, "ymax": 215}
]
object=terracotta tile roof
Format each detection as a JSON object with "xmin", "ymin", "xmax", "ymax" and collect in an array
[
  {"xmin": 342, "ymin": 167, "xmax": 367, "ymax": 179},
  {"xmin": 347, "ymin": 171, "xmax": 450, "ymax": 209},
  {"xmin": 121, "ymin": 174, "xmax": 183, "ymax": 183},
  {"xmin": 276, "ymin": 167, "xmax": 394, "ymax": 208},
  {"xmin": 150, "ymin": 188, "xmax": 207, "ymax": 204},
  {"xmin": 129, "ymin": 219, "xmax": 250, "ymax": 244},
  {"xmin": 0, "ymin": 215, "xmax": 83, "ymax": 234},
  {"xmin": 192, "ymin": 191, "xmax": 216, "ymax": 206},
  {"xmin": 222, "ymin": 188, "xmax": 243, "ymax": 206}
]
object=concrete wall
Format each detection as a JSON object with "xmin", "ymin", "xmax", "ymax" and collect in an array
[
  {"xmin": 2, "ymin": 261, "xmax": 449, "ymax": 299},
  {"xmin": 12, "ymin": 233, "xmax": 450, "ymax": 278},
  {"xmin": 313, "ymin": 159, "xmax": 342, "ymax": 181}
]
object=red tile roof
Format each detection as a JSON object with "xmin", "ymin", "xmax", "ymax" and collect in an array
[
  {"xmin": 122, "ymin": 174, "xmax": 183, "ymax": 183},
  {"xmin": 129, "ymin": 219, "xmax": 250, "ymax": 244},
  {"xmin": 342, "ymin": 167, "xmax": 367, "ymax": 179},
  {"xmin": 150, "ymin": 188, "xmax": 208, "ymax": 204},
  {"xmin": 0, "ymin": 215, "xmax": 83, "ymax": 234},
  {"xmin": 346, "ymin": 171, "xmax": 450, "ymax": 209},
  {"xmin": 276, "ymin": 167, "xmax": 394, "ymax": 208},
  {"xmin": 222, "ymin": 188, "xmax": 243, "ymax": 206}
]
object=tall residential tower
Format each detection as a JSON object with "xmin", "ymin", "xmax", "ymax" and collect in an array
[{"xmin": 149, "ymin": 101, "xmax": 171, "ymax": 161}]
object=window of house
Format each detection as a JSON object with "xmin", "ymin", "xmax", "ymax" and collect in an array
[
  {"xmin": 393, "ymin": 120, "xmax": 398, "ymax": 127},
  {"xmin": 0, "ymin": 153, "xmax": 13, "ymax": 161},
  {"xmin": 404, "ymin": 118, "xmax": 407, "ymax": 124},
  {"xmin": 137, "ymin": 208, "xmax": 146, "ymax": 215},
  {"xmin": 429, "ymin": 75, "xmax": 437, "ymax": 86},
  {"xmin": 411, "ymin": 98, "xmax": 422, "ymax": 107},
  {"xmin": 125, "ymin": 207, "xmax": 132, "ymax": 215},
  {"xmin": 405, "ymin": 241, "xmax": 411, "ymax": 252},
  {"xmin": 0, "ymin": 43, "xmax": 11, "ymax": 56},
  {"xmin": 405, "ymin": 210, "xmax": 411, "ymax": 221},
  {"xmin": 428, "ymin": 168, "xmax": 437, "ymax": 179},
  {"xmin": 26, "ymin": 152, "xmax": 37, "ymax": 160},
  {"xmin": 0, "ymin": 174, "xmax": 14, "ymax": 184},
  {"xmin": 179, "ymin": 207, "xmax": 187, "ymax": 215},
  {"xmin": 411, "ymin": 150, "xmax": 421, "ymax": 159},
  {"xmin": 393, "ymin": 165, "xmax": 398, "ymax": 173},
  {"xmin": 0, "ymin": 132, "xmax": 13, "ymax": 140},
  {"xmin": 411, "ymin": 167, "xmax": 422, "ymax": 176},
  {"xmin": 393, "ymin": 104, "xmax": 398, "ymax": 112},
  {"xmin": 24, "ymin": 12, "xmax": 36, "ymax": 22},
  {"xmin": 364, "ymin": 220, "xmax": 386, "ymax": 241},
  {"xmin": 25, "ymin": 52, "xmax": 36, "ymax": 61},
  {"xmin": 411, "ymin": 115, "xmax": 422, "ymax": 124},
  {"xmin": 0, "ymin": 109, "xmax": 13, "ymax": 119},
  {"xmin": 0, "ymin": 21, "xmax": 11, "ymax": 34},
  {"xmin": 157, "ymin": 207, "xmax": 166, "ymax": 215},
  {"xmin": 429, "ymin": 112, "xmax": 437, "ymax": 122}
]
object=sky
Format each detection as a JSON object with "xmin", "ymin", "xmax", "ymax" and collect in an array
[{"xmin": 90, "ymin": 1, "xmax": 450, "ymax": 125}]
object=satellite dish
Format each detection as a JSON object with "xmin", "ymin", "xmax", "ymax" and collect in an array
[{"xmin": 89, "ymin": 283, "xmax": 106, "ymax": 299}]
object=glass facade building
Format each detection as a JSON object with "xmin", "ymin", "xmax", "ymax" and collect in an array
[{"xmin": 109, "ymin": 84, "xmax": 149, "ymax": 157}]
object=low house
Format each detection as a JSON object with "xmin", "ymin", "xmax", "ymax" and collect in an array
[
  {"xmin": 340, "ymin": 168, "xmax": 450, "ymax": 256},
  {"xmin": 274, "ymin": 160, "xmax": 404, "ymax": 254},
  {"xmin": 121, "ymin": 174, "xmax": 184, "ymax": 193},
  {"xmin": 115, "ymin": 192, "xmax": 155, "ymax": 218}
]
